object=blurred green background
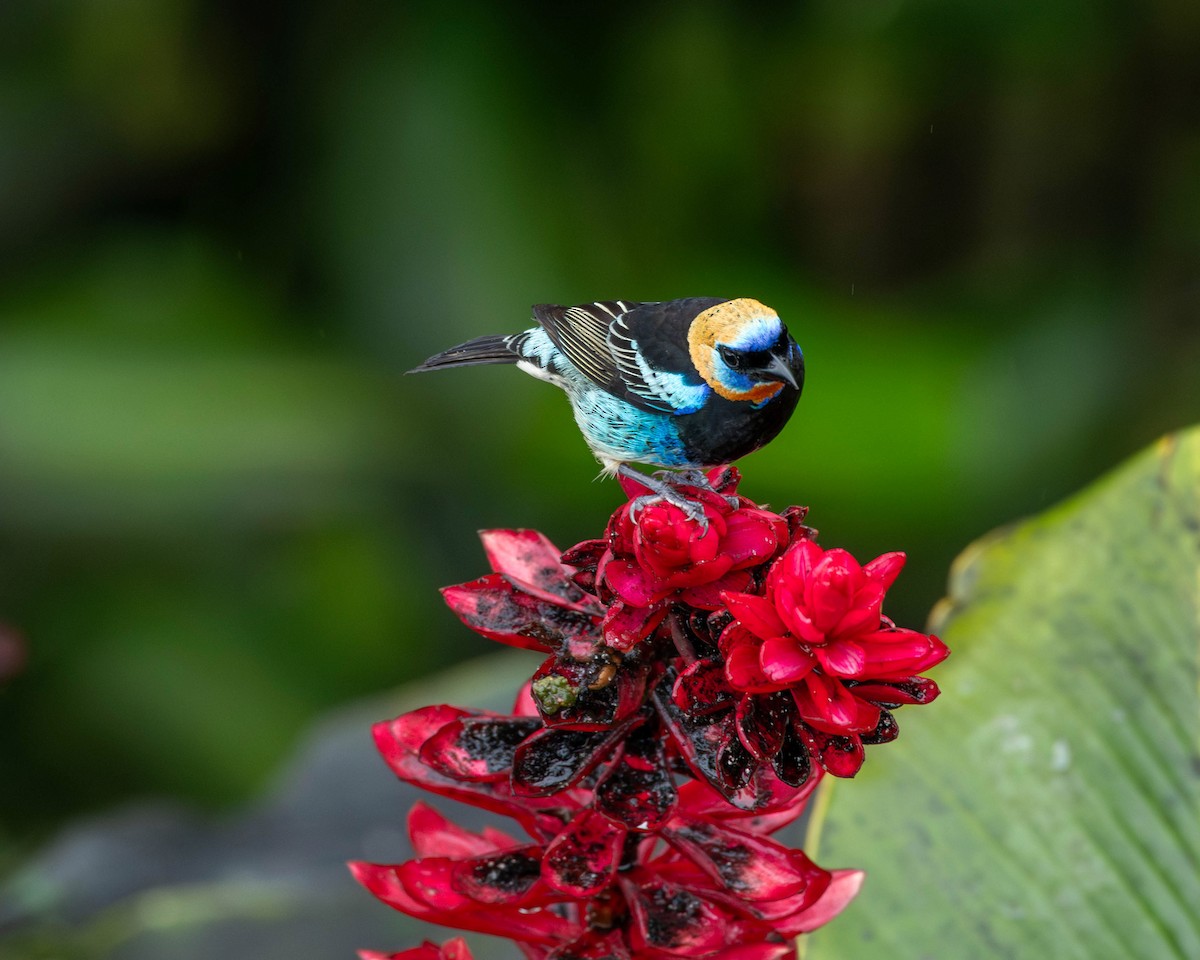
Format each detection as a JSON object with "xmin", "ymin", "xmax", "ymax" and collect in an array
[{"xmin": 1, "ymin": 0, "xmax": 1198, "ymax": 859}]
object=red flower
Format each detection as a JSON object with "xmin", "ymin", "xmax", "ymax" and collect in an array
[
  {"xmin": 575, "ymin": 469, "xmax": 789, "ymax": 650},
  {"xmin": 718, "ymin": 539, "xmax": 948, "ymax": 777},
  {"xmin": 723, "ymin": 539, "xmax": 947, "ymax": 695}
]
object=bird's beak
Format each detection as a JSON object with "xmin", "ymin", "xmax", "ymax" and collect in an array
[{"xmin": 762, "ymin": 353, "xmax": 799, "ymax": 389}]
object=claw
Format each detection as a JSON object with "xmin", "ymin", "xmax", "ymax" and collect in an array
[
  {"xmin": 629, "ymin": 491, "xmax": 709, "ymax": 528},
  {"xmin": 619, "ymin": 465, "xmax": 710, "ymax": 531}
]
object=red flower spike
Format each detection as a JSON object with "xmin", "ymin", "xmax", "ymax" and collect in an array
[
  {"xmin": 717, "ymin": 536, "xmax": 947, "ymax": 777},
  {"xmin": 355, "ymin": 468, "xmax": 944, "ymax": 957},
  {"xmin": 356, "ymin": 764, "xmax": 852, "ymax": 957}
]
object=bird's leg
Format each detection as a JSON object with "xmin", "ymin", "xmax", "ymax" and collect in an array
[
  {"xmin": 652, "ymin": 467, "xmax": 740, "ymax": 509},
  {"xmin": 618, "ymin": 464, "xmax": 709, "ymax": 528},
  {"xmin": 657, "ymin": 467, "xmax": 713, "ymax": 489}
]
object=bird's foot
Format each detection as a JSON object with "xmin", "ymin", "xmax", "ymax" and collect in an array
[
  {"xmin": 655, "ymin": 467, "xmax": 712, "ymax": 489},
  {"xmin": 619, "ymin": 465, "xmax": 710, "ymax": 529},
  {"xmin": 650, "ymin": 467, "xmax": 740, "ymax": 509}
]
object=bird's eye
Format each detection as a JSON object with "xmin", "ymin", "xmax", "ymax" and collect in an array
[{"xmin": 718, "ymin": 345, "xmax": 744, "ymax": 369}]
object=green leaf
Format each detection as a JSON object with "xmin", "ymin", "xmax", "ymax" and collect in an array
[{"xmin": 804, "ymin": 429, "xmax": 1200, "ymax": 959}]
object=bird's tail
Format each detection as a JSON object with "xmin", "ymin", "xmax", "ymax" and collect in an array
[{"xmin": 408, "ymin": 334, "xmax": 520, "ymax": 373}]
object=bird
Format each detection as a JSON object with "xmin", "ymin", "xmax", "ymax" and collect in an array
[{"xmin": 409, "ymin": 297, "xmax": 805, "ymax": 518}]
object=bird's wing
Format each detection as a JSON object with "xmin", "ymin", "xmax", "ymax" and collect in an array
[{"xmin": 533, "ymin": 299, "xmax": 714, "ymax": 414}]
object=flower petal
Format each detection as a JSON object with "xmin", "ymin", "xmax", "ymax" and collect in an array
[
  {"xmin": 403, "ymin": 849, "xmax": 545, "ymax": 906},
  {"xmin": 721, "ymin": 510, "xmax": 786, "ymax": 569},
  {"xmin": 480, "ymin": 529, "xmax": 593, "ymax": 608},
  {"xmin": 734, "ymin": 691, "xmax": 791, "ymax": 761},
  {"xmin": 673, "ymin": 657, "xmax": 737, "ymax": 718},
  {"xmin": 806, "ymin": 549, "xmax": 862, "ymax": 634},
  {"xmin": 681, "ymin": 568, "xmax": 752, "ymax": 609},
  {"xmin": 782, "ymin": 868, "xmax": 865, "ymax": 935},
  {"xmin": 623, "ymin": 878, "xmax": 730, "ymax": 955},
  {"xmin": 843, "ymin": 627, "xmax": 950, "ymax": 679},
  {"xmin": 793, "ymin": 673, "xmax": 880, "ymax": 734},
  {"xmin": 441, "ymin": 575, "xmax": 598, "ymax": 652},
  {"xmin": 542, "ymin": 809, "xmax": 626, "ymax": 897},
  {"xmin": 511, "ymin": 723, "xmax": 633, "ymax": 796},
  {"xmin": 849, "ymin": 676, "xmax": 941, "ymax": 706},
  {"xmin": 760, "ymin": 637, "xmax": 816, "ymax": 685},
  {"xmin": 724, "ymin": 643, "xmax": 774, "ymax": 692},
  {"xmin": 601, "ymin": 600, "xmax": 667, "ymax": 653},
  {"xmin": 863, "ymin": 550, "xmax": 906, "ymax": 589},
  {"xmin": 663, "ymin": 816, "xmax": 829, "ymax": 903},
  {"xmin": 860, "ymin": 707, "xmax": 899, "ymax": 745},
  {"xmin": 723, "ymin": 592, "xmax": 789, "ymax": 642},
  {"xmin": 407, "ymin": 802, "xmax": 518, "ymax": 859},
  {"xmin": 801, "ymin": 727, "xmax": 866, "ymax": 778},
  {"xmin": 656, "ymin": 555, "xmax": 734, "ymax": 592},
  {"xmin": 813, "ymin": 638, "xmax": 867, "ymax": 678},
  {"xmin": 594, "ymin": 724, "xmax": 677, "ymax": 831},
  {"xmin": 419, "ymin": 716, "xmax": 541, "ymax": 782},
  {"xmin": 602, "ymin": 558, "xmax": 667, "ymax": 607},
  {"xmin": 358, "ymin": 937, "xmax": 475, "ymax": 960},
  {"xmin": 771, "ymin": 725, "xmax": 814, "ymax": 789}
]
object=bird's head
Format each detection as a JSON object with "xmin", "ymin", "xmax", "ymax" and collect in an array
[{"xmin": 688, "ymin": 298, "xmax": 804, "ymax": 404}]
